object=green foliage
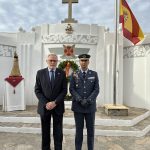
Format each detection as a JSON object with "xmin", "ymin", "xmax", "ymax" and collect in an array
[
  {"xmin": 58, "ymin": 60, "xmax": 79, "ymax": 81},
  {"xmin": 58, "ymin": 60, "xmax": 79, "ymax": 71},
  {"xmin": 58, "ymin": 60, "xmax": 79, "ymax": 101}
]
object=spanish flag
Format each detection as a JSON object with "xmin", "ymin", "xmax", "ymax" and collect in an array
[{"xmin": 119, "ymin": 0, "xmax": 144, "ymax": 45}]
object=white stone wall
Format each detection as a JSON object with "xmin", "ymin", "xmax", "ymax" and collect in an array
[
  {"xmin": 98, "ymin": 31, "xmax": 124, "ymax": 106},
  {"xmin": 13, "ymin": 23, "xmax": 101, "ymax": 105},
  {"xmin": 0, "ymin": 24, "xmax": 124, "ymax": 106},
  {"xmin": 123, "ymin": 42, "xmax": 150, "ymax": 109},
  {"xmin": 0, "ymin": 24, "xmax": 150, "ymax": 110},
  {"xmin": 0, "ymin": 34, "xmax": 16, "ymax": 105},
  {"xmin": 0, "ymin": 57, "xmax": 13, "ymax": 104}
]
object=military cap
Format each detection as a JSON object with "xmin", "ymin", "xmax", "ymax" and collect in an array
[{"xmin": 78, "ymin": 54, "xmax": 91, "ymax": 59}]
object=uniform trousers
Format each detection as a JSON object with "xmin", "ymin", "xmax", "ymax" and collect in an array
[{"xmin": 74, "ymin": 112, "xmax": 95, "ymax": 150}]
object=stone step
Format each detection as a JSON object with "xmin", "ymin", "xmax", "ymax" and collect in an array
[
  {"xmin": 0, "ymin": 124, "xmax": 149, "ymax": 137},
  {"xmin": 0, "ymin": 109, "xmax": 149, "ymax": 126},
  {"xmin": 0, "ymin": 106, "xmax": 150, "ymax": 137},
  {"xmin": 0, "ymin": 117, "xmax": 150, "ymax": 131},
  {"xmin": 0, "ymin": 116, "xmax": 150, "ymax": 131},
  {"xmin": 0, "ymin": 116, "xmax": 149, "ymax": 137}
]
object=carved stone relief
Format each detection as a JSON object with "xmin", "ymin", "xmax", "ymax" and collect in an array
[
  {"xmin": 123, "ymin": 44, "xmax": 150, "ymax": 58},
  {"xmin": 42, "ymin": 34, "xmax": 98, "ymax": 45},
  {"xmin": 0, "ymin": 45, "xmax": 16, "ymax": 57}
]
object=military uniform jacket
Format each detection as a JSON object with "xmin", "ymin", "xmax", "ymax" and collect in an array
[{"xmin": 69, "ymin": 69, "xmax": 99, "ymax": 113}]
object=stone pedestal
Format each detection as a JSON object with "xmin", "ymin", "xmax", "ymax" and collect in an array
[
  {"xmin": 3, "ymin": 80, "xmax": 25, "ymax": 111},
  {"xmin": 104, "ymin": 104, "xmax": 129, "ymax": 116},
  {"xmin": 61, "ymin": 18, "xmax": 78, "ymax": 23},
  {"xmin": 65, "ymin": 101, "xmax": 71, "ymax": 109}
]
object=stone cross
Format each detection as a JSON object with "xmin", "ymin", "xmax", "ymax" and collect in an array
[{"xmin": 62, "ymin": 0, "xmax": 78, "ymax": 23}]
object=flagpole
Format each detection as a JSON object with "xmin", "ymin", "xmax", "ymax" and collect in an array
[
  {"xmin": 113, "ymin": 0, "xmax": 119, "ymax": 105},
  {"xmin": 104, "ymin": 0, "xmax": 128, "ymax": 116}
]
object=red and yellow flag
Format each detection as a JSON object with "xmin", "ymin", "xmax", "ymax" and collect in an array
[{"xmin": 119, "ymin": 0, "xmax": 144, "ymax": 45}]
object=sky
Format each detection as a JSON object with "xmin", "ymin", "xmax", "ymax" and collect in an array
[{"xmin": 0, "ymin": 0, "xmax": 149, "ymax": 33}]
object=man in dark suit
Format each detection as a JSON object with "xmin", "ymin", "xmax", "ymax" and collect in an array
[
  {"xmin": 70, "ymin": 54, "xmax": 99, "ymax": 150},
  {"xmin": 35, "ymin": 53, "xmax": 67, "ymax": 150}
]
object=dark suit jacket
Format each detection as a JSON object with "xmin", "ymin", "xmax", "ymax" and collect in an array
[
  {"xmin": 34, "ymin": 68, "xmax": 67, "ymax": 116},
  {"xmin": 70, "ymin": 70, "xmax": 99, "ymax": 113}
]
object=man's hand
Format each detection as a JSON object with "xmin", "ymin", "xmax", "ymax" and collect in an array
[
  {"xmin": 87, "ymin": 99, "xmax": 93, "ymax": 105},
  {"xmin": 80, "ymin": 99, "xmax": 88, "ymax": 107},
  {"xmin": 76, "ymin": 98, "xmax": 82, "ymax": 103},
  {"xmin": 46, "ymin": 101, "xmax": 56, "ymax": 110}
]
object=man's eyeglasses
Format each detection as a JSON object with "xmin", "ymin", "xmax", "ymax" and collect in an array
[{"xmin": 47, "ymin": 60, "xmax": 58, "ymax": 62}]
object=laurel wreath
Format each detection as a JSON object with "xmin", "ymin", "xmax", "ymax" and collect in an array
[
  {"xmin": 58, "ymin": 60, "xmax": 79, "ymax": 101},
  {"xmin": 58, "ymin": 60, "xmax": 79, "ymax": 72}
]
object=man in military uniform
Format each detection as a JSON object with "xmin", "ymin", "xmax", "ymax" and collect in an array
[{"xmin": 69, "ymin": 54, "xmax": 99, "ymax": 150}]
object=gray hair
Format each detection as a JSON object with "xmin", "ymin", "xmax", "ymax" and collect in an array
[{"xmin": 47, "ymin": 53, "xmax": 58, "ymax": 60}]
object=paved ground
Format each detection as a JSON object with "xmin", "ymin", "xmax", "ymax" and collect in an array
[
  {"xmin": 0, "ymin": 106, "xmax": 149, "ymax": 150},
  {"xmin": 0, "ymin": 132, "xmax": 150, "ymax": 150}
]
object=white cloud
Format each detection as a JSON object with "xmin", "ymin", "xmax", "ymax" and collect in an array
[{"xmin": 0, "ymin": 0, "xmax": 149, "ymax": 33}]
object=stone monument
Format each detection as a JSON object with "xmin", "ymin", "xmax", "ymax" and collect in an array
[{"xmin": 62, "ymin": 0, "xmax": 78, "ymax": 23}]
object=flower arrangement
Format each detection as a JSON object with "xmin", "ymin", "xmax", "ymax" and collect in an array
[
  {"xmin": 58, "ymin": 60, "xmax": 79, "ymax": 81},
  {"xmin": 58, "ymin": 60, "xmax": 79, "ymax": 101}
]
